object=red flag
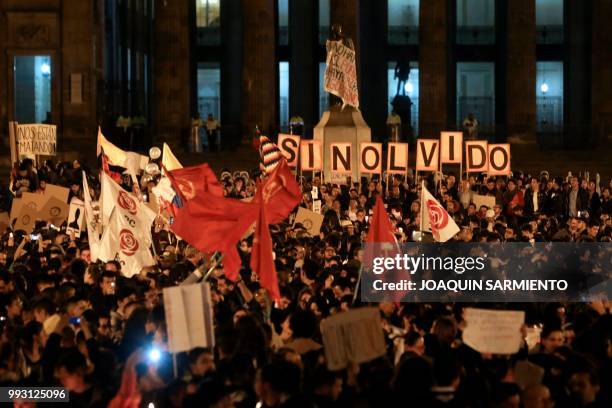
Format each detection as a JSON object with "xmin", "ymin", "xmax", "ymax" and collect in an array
[
  {"xmin": 250, "ymin": 188, "xmax": 280, "ymax": 300},
  {"xmin": 166, "ymin": 163, "xmax": 224, "ymax": 203},
  {"xmin": 171, "ymin": 191, "xmax": 258, "ymax": 280},
  {"xmin": 100, "ymin": 152, "xmax": 122, "ymax": 184},
  {"xmin": 255, "ymin": 159, "xmax": 301, "ymax": 224},
  {"xmin": 108, "ymin": 350, "xmax": 142, "ymax": 408},
  {"xmin": 366, "ymin": 195, "xmax": 397, "ymax": 244}
]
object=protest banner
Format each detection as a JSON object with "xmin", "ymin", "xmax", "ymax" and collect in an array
[
  {"xmin": 462, "ymin": 308, "xmax": 525, "ymax": 355},
  {"xmin": 66, "ymin": 199, "xmax": 85, "ymax": 238},
  {"xmin": 359, "ymin": 143, "xmax": 383, "ymax": 174},
  {"xmin": 294, "ymin": 207, "xmax": 324, "ymax": 237},
  {"xmin": 278, "ymin": 134, "xmax": 300, "ymax": 168},
  {"xmin": 415, "ymin": 139, "xmax": 440, "ymax": 171},
  {"xmin": 324, "ymin": 40, "xmax": 359, "ymax": 109},
  {"xmin": 320, "ymin": 307, "xmax": 386, "ymax": 371},
  {"xmin": 440, "ymin": 132, "xmax": 463, "ymax": 164},
  {"xmin": 163, "ymin": 283, "xmax": 215, "ymax": 353},
  {"xmin": 488, "ymin": 144, "xmax": 512, "ymax": 176},
  {"xmin": 44, "ymin": 184, "xmax": 70, "ymax": 203},
  {"xmin": 387, "ymin": 143, "xmax": 408, "ymax": 174},
  {"xmin": 16, "ymin": 124, "xmax": 57, "ymax": 156},
  {"xmin": 300, "ymin": 140, "xmax": 323, "ymax": 171},
  {"xmin": 472, "ymin": 194, "xmax": 497, "ymax": 210},
  {"xmin": 465, "ymin": 141, "xmax": 489, "ymax": 173}
]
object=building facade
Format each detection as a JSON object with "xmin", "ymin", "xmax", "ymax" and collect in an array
[{"xmin": 1, "ymin": 0, "xmax": 612, "ymax": 163}]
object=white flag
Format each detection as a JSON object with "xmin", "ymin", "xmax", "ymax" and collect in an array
[
  {"xmin": 421, "ymin": 184, "xmax": 460, "ymax": 242},
  {"xmin": 99, "ymin": 208, "xmax": 156, "ymax": 277},
  {"xmin": 82, "ymin": 172, "xmax": 101, "ymax": 262},
  {"xmin": 162, "ymin": 143, "xmax": 183, "ymax": 172},
  {"xmin": 98, "ymin": 172, "xmax": 156, "ymax": 277},
  {"xmin": 97, "ymin": 127, "xmax": 148, "ymax": 173}
]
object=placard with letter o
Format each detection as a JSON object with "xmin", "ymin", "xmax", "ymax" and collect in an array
[{"xmin": 488, "ymin": 144, "xmax": 511, "ymax": 175}]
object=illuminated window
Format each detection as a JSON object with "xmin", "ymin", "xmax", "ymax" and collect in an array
[
  {"xmin": 279, "ymin": 62, "xmax": 290, "ymax": 131},
  {"xmin": 388, "ymin": 0, "xmax": 419, "ymax": 45},
  {"xmin": 319, "ymin": 0, "xmax": 330, "ymax": 44},
  {"xmin": 456, "ymin": 0, "xmax": 495, "ymax": 45},
  {"xmin": 536, "ymin": 61, "xmax": 563, "ymax": 131},
  {"xmin": 196, "ymin": 0, "xmax": 221, "ymax": 45},
  {"xmin": 457, "ymin": 62, "xmax": 495, "ymax": 129},
  {"xmin": 197, "ymin": 63, "xmax": 221, "ymax": 120},
  {"xmin": 536, "ymin": 0, "xmax": 564, "ymax": 44},
  {"xmin": 278, "ymin": 0, "xmax": 289, "ymax": 45}
]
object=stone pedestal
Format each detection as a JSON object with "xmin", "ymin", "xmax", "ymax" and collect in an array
[{"xmin": 314, "ymin": 107, "xmax": 371, "ymax": 183}]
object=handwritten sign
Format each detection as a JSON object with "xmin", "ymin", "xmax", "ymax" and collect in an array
[
  {"xmin": 320, "ymin": 307, "xmax": 386, "ymax": 371},
  {"xmin": 462, "ymin": 308, "xmax": 525, "ymax": 355},
  {"xmin": 324, "ymin": 40, "xmax": 359, "ymax": 109},
  {"xmin": 16, "ymin": 124, "xmax": 57, "ymax": 155}
]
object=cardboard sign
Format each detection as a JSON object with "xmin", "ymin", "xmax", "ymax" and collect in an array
[
  {"xmin": 324, "ymin": 40, "xmax": 359, "ymax": 109},
  {"xmin": 359, "ymin": 143, "xmax": 383, "ymax": 174},
  {"xmin": 465, "ymin": 141, "xmax": 488, "ymax": 173},
  {"xmin": 40, "ymin": 196, "xmax": 70, "ymax": 226},
  {"xmin": 462, "ymin": 308, "xmax": 525, "ymax": 355},
  {"xmin": 278, "ymin": 134, "xmax": 300, "ymax": 168},
  {"xmin": 472, "ymin": 194, "xmax": 497, "ymax": 210},
  {"xmin": 488, "ymin": 144, "xmax": 511, "ymax": 176},
  {"xmin": 300, "ymin": 140, "xmax": 323, "ymax": 171},
  {"xmin": 163, "ymin": 283, "xmax": 215, "ymax": 353},
  {"xmin": 415, "ymin": 139, "xmax": 439, "ymax": 171},
  {"xmin": 20, "ymin": 192, "xmax": 47, "ymax": 213},
  {"xmin": 514, "ymin": 360, "xmax": 545, "ymax": 389},
  {"xmin": 320, "ymin": 308, "xmax": 386, "ymax": 371},
  {"xmin": 13, "ymin": 206, "xmax": 38, "ymax": 232},
  {"xmin": 330, "ymin": 143, "xmax": 352, "ymax": 174},
  {"xmin": 387, "ymin": 143, "xmax": 408, "ymax": 174},
  {"xmin": 440, "ymin": 132, "xmax": 463, "ymax": 164},
  {"xmin": 10, "ymin": 198, "xmax": 23, "ymax": 222},
  {"xmin": 16, "ymin": 124, "xmax": 57, "ymax": 156},
  {"xmin": 66, "ymin": 199, "xmax": 85, "ymax": 238},
  {"xmin": 294, "ymin": 207, "xmax": 324, "ymax": 236}
]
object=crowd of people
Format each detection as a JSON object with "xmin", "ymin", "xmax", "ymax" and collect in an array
[{"xmin": 0, "ymin": 155, "xmax": 611, "ymax": 407}]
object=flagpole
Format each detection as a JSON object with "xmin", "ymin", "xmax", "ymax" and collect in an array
[{"xmin": 419, "ymin": 180, "xmax": 425, "ymax": 233}]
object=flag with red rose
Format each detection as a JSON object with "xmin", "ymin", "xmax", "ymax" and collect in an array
[
  {"xmin": 421, "ymin": 184, "xmax": 460, "ymax": 242},
  {"xmin": 98, "ymin": 172, "xmax": 156, "ymax": 277}
]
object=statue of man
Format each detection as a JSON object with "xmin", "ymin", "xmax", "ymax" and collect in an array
[{"xmin": 394, "ymin": 55, "xmax": 411, "ymax": 97}]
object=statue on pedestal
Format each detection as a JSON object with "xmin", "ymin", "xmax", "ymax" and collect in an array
[{"xmin": 391, "ymin": 56, "xmax": 414, "ymax": 143}]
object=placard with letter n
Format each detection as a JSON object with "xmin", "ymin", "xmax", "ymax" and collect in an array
[{"xmin": 329, "ymin": 143, "xmax": 352, "ymax": 174}]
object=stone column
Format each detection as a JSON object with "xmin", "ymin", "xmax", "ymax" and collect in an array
[
  {"xmin": 221, "ymin": 0, "xmax": 243, "ymax": 149},
  {"xmin": 61, "ymin": 0, "xmax": 102, "ymax": 150},
  {"xmin": 506, "ymin": 0, "xmax": 536, "ymax": 142},
  {"xmin": 242, "ymin": 0, "xmax": 277, "ymax": 138},
  {"xmin": 153, "ymin": 0, "xmax": 192, "ymax": 150},
  {"xmin": 290, "ymin": 0, "xmax": 317, "ymax": 135},
  {"xmin": 419, "ymin": 0, "xmax": 448, "ymax": 138},
  {"xmin": 592, "ymin": 0, "xmax": 612, "ymax": 143}
]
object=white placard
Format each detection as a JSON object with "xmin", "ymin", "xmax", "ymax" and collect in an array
[{"xmin": 463, "ymin": 308, "xmax": 525, "ymax": 355}]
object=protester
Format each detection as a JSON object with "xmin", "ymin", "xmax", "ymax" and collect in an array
[{"xmin": 0, "ymin": 146, "xmax": 610, "ymax": 408}]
